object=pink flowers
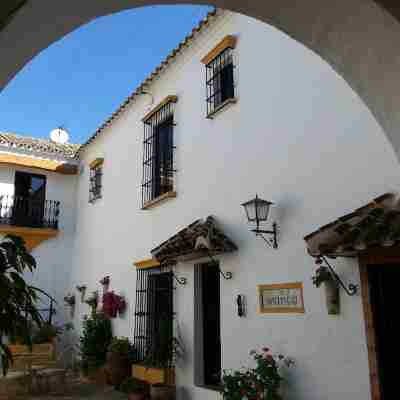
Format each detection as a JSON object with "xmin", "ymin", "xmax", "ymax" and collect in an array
[{"xmin": 102, "ymin": 291, "xmax": 126, "ymax": 318}]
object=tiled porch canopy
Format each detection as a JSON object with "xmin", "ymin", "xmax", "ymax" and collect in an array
[
  {"xmin": 304, "ymin": 193, "xmax": 400, "ymax": 257},
  {"xmin": 151, "ymin": 216, "xmax": 238, "ymax": 262}
]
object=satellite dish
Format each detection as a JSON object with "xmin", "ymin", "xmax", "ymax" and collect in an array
[{"xmin": 50, "ymin": 128, "xmax": 69, "ymax": 144}]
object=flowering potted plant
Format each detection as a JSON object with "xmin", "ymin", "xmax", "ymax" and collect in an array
[
  {"xmin": 221, "ymin": 347, "xmax": 293, "ymax": 400},
  {"xmin": 120, "ymin": 377, "xmax": 148, "ymax": 400},
  {"xmin": 102, "ymin": 291, "xmax": 126, "ymax": 318},
  {"xmin": 100, "ymin": 276, "xmax": 110, "ymax": 294},
  {"xmin": 312, "ymin": 258, "xmax": 340, "ymax": 315},
  {"xmin": 106, "ymin": 337, "xmax": 136, "ymax": 386},
  {"xmin": 85, "ymin": 291, "xmax": 99, "ymax": 315}
]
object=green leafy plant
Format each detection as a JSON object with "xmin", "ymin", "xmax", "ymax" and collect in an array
[
  {"xmin": 85, "ymin": 291, "xmax": 99, "ymax": 311},
  {"xmin": 143, "ymin": 317, "xmax": 182, "ymax": 368},
  {"xmin": 311, "ymin": 266, "xmax": 333, "ymax": 288},
  {"xmin": 108, "ymin": 336, "xmax": 137, "ymax": 360},
  {"xmin": 120, "ymin": 377, "xmax": 147, "ymax": 394},
  {"xmin": 32, "ymin": 322, "xmax": 62, "ymax": 344},
  {"xmin": 79, "ymin": 312, "xmax": 112, "ymax": 373},
  {"xmin": 0, "ymin": 235, "xmax": 54, "ymax": 375},
  {"xmin": 221, "ymin": 348, "xmax": 294, "ymax": 400}
]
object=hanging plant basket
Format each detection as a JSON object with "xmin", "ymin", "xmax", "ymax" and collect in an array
[
  {"xmin": 76, "ymin": 285, "xmax": 87, "ymax": 302},
  {"xmin": 312, "ymin": 264, "xmax": 340, "ymax": 315},
  {"xmin": 102, "ymin": 291, "xmax": 126, "ymax": 318},
  {"xmin": 85, "ymin": 291, "xmax": 99, "ymax": 315},
  {"xmin": 64, "ymin": 293, "xmax": 76, "ymax": 318}
]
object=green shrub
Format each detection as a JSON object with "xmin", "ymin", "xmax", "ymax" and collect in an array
[
  {"xmin": 79, "ymin": 313, "xmax": 112, "ymax": 370},
  {"xmin": 108, "ymin": 336, "xmax": 137, "ymax": 361},
  {"xmin": 32, "ymin": 323, "xmax": 62, "ymax": 344},
  {"xmin": 120, "ymin": 377, "xmax": 147, "ymax": 394}
]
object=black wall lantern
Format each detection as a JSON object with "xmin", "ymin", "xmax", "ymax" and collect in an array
[{"xmin": 242, "ymin": 195, "xmax": 278, "ymax": 249}]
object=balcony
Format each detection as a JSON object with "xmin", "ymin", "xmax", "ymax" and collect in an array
[{"xmin": 0, "ymin": 195, "xmax": 60, "ymax": 251}]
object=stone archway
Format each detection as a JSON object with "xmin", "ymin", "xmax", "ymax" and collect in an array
[{"xmin": 1, "ymin": 0, "xmax": 400, "ymax": 159}]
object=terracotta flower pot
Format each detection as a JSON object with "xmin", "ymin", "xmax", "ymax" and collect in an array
[
  {"xmin": 150, "ymin": 384, "xmax": 175, "ymax": 400},
  {"xmin": 324, "ymin": 278, "xmax": 340, "ymax": 315},
  {"xmin": 128, "ymin": 392, "xmax": 146, "ymax": 400},
  {"xmin": 106, "ymin": 351, "xmax": 129, "ymax": 386}
]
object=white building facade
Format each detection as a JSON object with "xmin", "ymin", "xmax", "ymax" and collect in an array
[{"xmin": 1, "ymin": 10, "xmax": 399, "ymax": 400}]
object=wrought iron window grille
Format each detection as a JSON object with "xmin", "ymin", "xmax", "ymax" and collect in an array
[
  {"xmin": 89, "ymin": 164, "xmax": 102, "ymax": 203},
  {"xmin": 133, "ymin": 264, "xmax": 176, "ymax": 367},
  {"xmin": 205, "ymin": 47, "xmax": 235, "ymax": 116},
  {"xmin": 142, "ymin": 101, "xmax": 176, "ymax": 207}
]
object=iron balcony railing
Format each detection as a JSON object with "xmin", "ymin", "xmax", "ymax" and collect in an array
[{"xmin": 0, "ymin": 195, "xmax": 60, "ymax": 229}]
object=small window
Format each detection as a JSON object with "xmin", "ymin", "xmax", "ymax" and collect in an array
[
  {"xmin": 202, "ymin": 36, "xmax": 237, "ymax": 118},
  {"xmin": 206, "ymin": 49, "xmax": 235, "ymax": 116},
  {"xmin": 89, "ymin": 159, "xmax": 103, "ymax": 203},
  {"xmin": 194, "ymin": 262, "xmax": 222, "ymax": 389},
  {"xmin": 142, "ymin": 98, "xmax": 176, "ymax": 208}
]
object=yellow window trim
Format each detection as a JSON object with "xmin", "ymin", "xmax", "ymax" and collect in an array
[
  {"xmin": 89, "ymin": 158, "xmax": 104, "ymax": 169},
  {"xmin": 141, "ymin": 191, "xmax": 177, "ymax": 210},
  {"xmin": 133, "ymin": 258, "xmax": 161, "ymax": 269},
  {"xmin": 142, "ymin": 95, "xmax": 178, "ymax": 122},
  {"xmin": 201, "ymin": 35, "xmax": 237, "ymax": 65},
  {"xmin": 0, "ymin": 153, "xmax": 78, "ymax": 175}
]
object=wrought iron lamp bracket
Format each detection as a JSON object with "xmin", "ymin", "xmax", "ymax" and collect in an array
[
  {"xmin": 252, "ymin": 222, "xmax": 278, "ymax": 249},
  {"xmin": 172, "ymin": 272, "xmax": 187, "ymax": 286},
  {"xmin": 320, "ymin": 255, "xmax": 358, "ymax": 296}
]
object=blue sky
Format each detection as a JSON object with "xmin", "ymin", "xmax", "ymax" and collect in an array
[{"xmin": 0, "ymin": 5, "xmax": 212, "ymax": 144}]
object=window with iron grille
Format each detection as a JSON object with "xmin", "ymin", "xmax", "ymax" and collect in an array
[
  {"xmin": 89, "ymin": 163, "xmax": 102, "ymax": 203},
  {"xmin": 134, "ymin": 266, "xmax": 174, "ymax": 367},
  {"xmin": 205, "ymin": 47, "xmax": 235, "ymax": 117},
  {"xmin": 142, "ymin": 101, "xmax": 175, "ymax": 207}
]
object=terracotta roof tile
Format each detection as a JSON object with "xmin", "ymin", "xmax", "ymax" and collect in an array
[
  {"xmin": 77, "ymin": 8, "xmax": 219, "ymax": 156},
  {"xmin": 0, "ymin": 131, "xmax": 80, "ymax": 159},
  {"xmin": 304, "ymin": 193, "xmax": 400, "ymax": 257}
]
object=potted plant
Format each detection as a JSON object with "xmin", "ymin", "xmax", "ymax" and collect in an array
[
  {"xmin": 85, "ymin": 291, "xmax": 99, "ymax": 315},
  {"xmin": 76, "ymin": 285, "xmax": 87, "ymax": 302},
  {"xmin": 137, "ymin": 318, "xmax": 180, "ymax": 399},
  {"xmin": 64, "ymin": 293, "xmax": 75, "ymax": 306},
  {"xmin": 106, "ymin": 337, "xmax": 135, "ymax": 386},
  {"xmin": 312, "ymin": 259, "xmax": 340, "ymax": 315},
  {"xmin": 100, "ymin": 276, "xmax": 110, "ymax": 294},
  {"xmin": 64, "ymin": 293, "xmax": 76, "ymax": 317},
  {"xmin": 120, "ymin": 377, "xmax": 148, "ymax": 400},
  {"xmin": 102, "ymin": 291, "xmax": 127, "ymax": 318},
  {"xmin": 79, "ymin": 312, "xmax": 112, "ymax": 382},
  {"xmin": 221, "ymin": 347, "xmax": 294, "ymax": 400}
]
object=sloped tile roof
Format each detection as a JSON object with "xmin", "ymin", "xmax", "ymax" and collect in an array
[
  {"xmin": 304, "ymin": 193, "xmax": 400, "ymax": 257},
  {"xmin": 0, "ymin": 131, "xmax": 80, "ymax": 159},
  {"xmin": 77, "ymin": 8, "xmax": 219, "ymax": 156},
  {"xmin": 151, "ymin": 216, "xmax": 238, "ymax": 262}
]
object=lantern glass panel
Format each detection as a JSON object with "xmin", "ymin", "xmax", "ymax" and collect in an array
[
  {"xmin": 243, "ymin": 200, "xmax": 257, "ymax": 222},
  {"xmin": 257, "ymin": 200, "xmax": 271, "ymax": 221},
  {"xmin": 242, "ymin": 197, "xmax": 273, "ymax": 223}
]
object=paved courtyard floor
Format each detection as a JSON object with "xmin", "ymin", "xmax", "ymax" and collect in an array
[
  {"xmin": 28, "ymin": 379, "xmax": 126, "ymax": 400},
  {"xmin": 28, "ymin": 384, "xmax": 126, "ymax": 399}
]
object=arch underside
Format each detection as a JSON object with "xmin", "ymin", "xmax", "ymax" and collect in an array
[{"xmin": 1, "ymin": 0, "xmax": 400, "ymax": 161}]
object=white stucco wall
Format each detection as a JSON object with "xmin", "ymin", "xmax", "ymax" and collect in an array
[
  {"xmin": 0, "ymin": 162, "xmax": 77, "ymax": 325},
  {"xmin": 68, "ymin": 11, "xmax": 400, "ymax": 400}
]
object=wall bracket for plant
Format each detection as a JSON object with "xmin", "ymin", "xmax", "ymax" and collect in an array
[
  {"xmin": 207, "ymin": 251, "xmax": 233, "ymax": 280},
  {"xmin": 172, "ymin": 272, "xmax": 187, "ymax": 285},
  {"xmin": 318, "ymin": 256, "xmax": 358, "ymax": 296}
]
